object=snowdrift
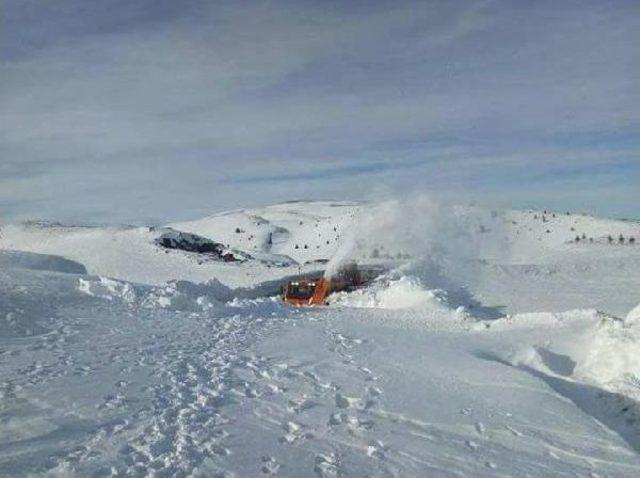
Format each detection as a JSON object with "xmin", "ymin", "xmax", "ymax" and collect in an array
[
  {"xmin": 475, "ymin": 308, "xmax": 640, "ymax": 449},
  {"xmin": 328, "ymin": 275, "xmax": 469, "ymax": 323},
  {"xmin": 627, "ymin": 303, "xmax": 640, "ymax": 323},
  {"xmin": 0, "ymin": 250, "xmax": 87, "ymax": 274}
]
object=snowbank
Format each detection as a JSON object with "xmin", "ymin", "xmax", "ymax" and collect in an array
[
  {"xmin": 329, "ymin": 276, "xmax": 439, "ymax": 310},
  {"xmin": 0, "ymin": 250, "xmax": 87, "ymax": 274},
  {"xmin": 480, "ymin": 309, "xmax": 603, "ymax": 331},
  {"xmin": 573, "ymin": 318, "xmax": 640, "ymax": 390},
  {"xmin": 482, "ymin": 309, "xmax": 640, "ymax": 409},
  {"xmin": 626, "ymin": 303, "xmax": 640, "ymax": 323},
  {"xmin": 76, "ymin": 276, "xmax": 233, "ymax": 312},
  {"xmin": 329, "ymin": 275, "xmax": 468, "ymax": 324}
]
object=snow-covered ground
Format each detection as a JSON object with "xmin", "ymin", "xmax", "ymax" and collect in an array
[{"xmin": 2, "ymin": 200, "xmax": 640, "ymax": 477}]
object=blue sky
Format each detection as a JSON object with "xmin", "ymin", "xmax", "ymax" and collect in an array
[{"xmin": 1, "ymin": 0, "xmax": 638, "ymax": 224}]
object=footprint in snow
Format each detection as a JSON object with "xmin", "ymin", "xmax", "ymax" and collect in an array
[
  {"xmin": 97, "ymin": 393, "xmax": 126, "ymax": 410},
  {"xmin": 244, "ymin": 386, "xmax": 260, "ymax": 398},
  {"xmin": 505, "ymin": 425, "xmax": 523, "ymax": 437},
  {"xmin": 261, "ymin": 456, "xmax": 281, "ymax": 475},
  {"xmin": 279, "ymin": 420, "xmax": 312, "ymax": 444},
  {"xmin": 328, "ymin": 412, "xmax": 374, "ymax": 434},
  {"xmin": 367, "ymin": 386, "xmax": 382, "ymax": 397},
  {"xmin": 358, "ymin": 366, "xmax": 378, "ymax": 381},
  {"xmin": 314, "ymin": 452, "xmax": 339, "ymax": 478},
  {"xmin": 335, "ymin": 392, "xmax": 360, "ymax": 409},
  {"xmin": 328, "ymin": 412, "xmax": 346, "ymax": 426},
  {"xmin": 347, "ymin": 415, "xmax": 374, "ymax": 434},
  {"xmin": 287, "ymin": 396, "xmax": 318, "ymax": 414},
  {"xmin": 366, "ymin": 440, "xmax": 389, "ymax": 460}
]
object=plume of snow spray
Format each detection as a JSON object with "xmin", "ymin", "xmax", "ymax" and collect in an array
[{"xmin": 324, "ymin": 194, "xmax": 509, "ymax": 292}]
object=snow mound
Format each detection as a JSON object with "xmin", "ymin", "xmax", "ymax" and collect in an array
[
  {"xmin": 77, "ymin": 276, "xmax": 137, "ymax": 303},
  {"xmin": 330, "ymin": 276, "xmax": 466, "ymax": 318},
  {"xmin": 480, "ymin": 309, "xmax": 602, "ymax": 331},
  {"xmin": 140, "ymin": 280, "xmax": 228, "ymax": 311},
  {"xmin": 626, "ymin": 303, "xmax": 640, "ymax": 323},
  {"xmin": 485, "ymin": 310, "xmax": 640, "ymax": 405},
  {"xmin": 572, "ymin": 318, "xmax": 640, "ymax": 392},
  {"xmin": 0, "ymin": 250, "xmax": 87, "ymax": 274},
  {"xmin": 77, "ymin": 276, "xmax": 232, "ymax": 312}
]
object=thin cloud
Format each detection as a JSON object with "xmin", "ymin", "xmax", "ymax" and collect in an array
[{"xmin": 1, "ymin": 0, "xmax": 638, "ymax": 223}]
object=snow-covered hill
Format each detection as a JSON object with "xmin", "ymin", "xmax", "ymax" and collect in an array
[
  {"xmin": 2, "ymin": 199, "xmax": 640, "ymax": 476},
  {"xmin": 0, "ymin": 202, "xmax": 360, "ymax": 287}
]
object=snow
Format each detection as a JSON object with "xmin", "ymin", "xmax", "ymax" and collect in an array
[
  {"xmin": 330, "ymin": 275, "xmax": 462, "ymax": 316},
  {"xmin": 2, "ymin": 199, "xmax": 640, "ymax": 476},
  {"xmin": 627, "ymin": 303, "xmax": 640, "ymax": 323}
]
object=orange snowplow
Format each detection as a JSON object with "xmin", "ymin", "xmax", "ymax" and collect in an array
[
  {"xmin": 282, "ymin": 278, "xmax": 331, "ymax": 306},
  {"xmin": 282, "ymin": 263, "xmax": 374, "ymax": 306}
]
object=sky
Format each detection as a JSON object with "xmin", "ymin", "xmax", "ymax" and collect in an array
[{"xmin": 1, "ymin": 0, "xmax": 639, "ymax": 224}]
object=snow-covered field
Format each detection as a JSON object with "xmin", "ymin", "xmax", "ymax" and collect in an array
[{"xmin": 2, "ymin": 200, "xmax": 640, "ymax": 477}]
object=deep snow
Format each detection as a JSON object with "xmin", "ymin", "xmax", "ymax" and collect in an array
[{"xmin": 1, "ymin": 200, "xmax": 640, "ymax": 477}]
